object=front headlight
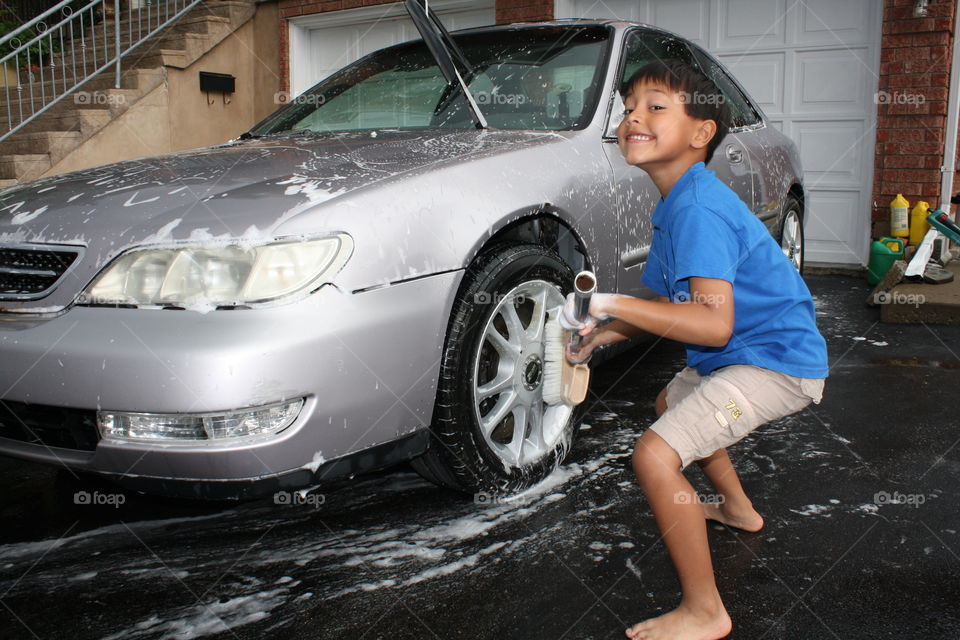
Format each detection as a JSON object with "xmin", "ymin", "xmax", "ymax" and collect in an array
[
  {"xmin": 98, "ymin": 398, "xmax": 305, "ymax": 442},
  {"xmin": 83, "ymin": 234, "xmax": 353, "ymax": 307}
]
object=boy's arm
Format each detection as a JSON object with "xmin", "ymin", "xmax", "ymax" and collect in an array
[
  {"xmin": 592, "ymin": 296, "xmax": 668, "ymax": 341},
  {"xmin": 590, "ymin": 278, "xmax": 734, "ymax": 348},
  {"xmin": 563, "ymin": 297, "xmax": 668, "ymax": 363}
]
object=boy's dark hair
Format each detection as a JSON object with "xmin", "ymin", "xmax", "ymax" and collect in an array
[{"xmin": 621, "ymin": 60, "xmax": 731, "ymax": 165}]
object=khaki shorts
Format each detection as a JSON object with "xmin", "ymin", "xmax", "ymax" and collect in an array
[{"xmin": 650, "ymin": 364, "xmax": 825, "ymax": 469}]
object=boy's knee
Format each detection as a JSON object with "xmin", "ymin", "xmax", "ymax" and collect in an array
[{"xmin": 632, "ymin": 430, "xmax": 681, "ymax": 480}]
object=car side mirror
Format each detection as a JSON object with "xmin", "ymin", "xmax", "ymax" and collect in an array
[{"xmin": 605, "ymin": 90, "xmax": 624, "ymax": 139}]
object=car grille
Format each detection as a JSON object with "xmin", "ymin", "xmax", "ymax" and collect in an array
[
  {"xmin": 0, "ymin": 244, "xmax": 82, "ymax": 300},
  {"xmin": 0, "ymin": 400, "xmax": 99, "ymax": 451}
]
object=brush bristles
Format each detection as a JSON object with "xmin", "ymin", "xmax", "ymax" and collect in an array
[{"xmin": 543, "ymin": 313, "xmax": 567, "ymax": 406}]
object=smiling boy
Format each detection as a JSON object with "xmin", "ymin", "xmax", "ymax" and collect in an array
[{"xmin": 561, "ymin": 61, "xmax": 828, "ymax": 639}]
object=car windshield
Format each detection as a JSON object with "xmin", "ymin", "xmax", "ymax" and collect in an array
[{"xmin": 252, "ymin": 25, "xmax": 612, "ymax": 134}]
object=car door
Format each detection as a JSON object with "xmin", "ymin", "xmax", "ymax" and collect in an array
[
  {"xmin": 690, "ymin": 44, "xmax": 775, "ymax": 232},
  {"xmin": 602, "ymin": 29, "xmax": 756, "ymax": 298}
]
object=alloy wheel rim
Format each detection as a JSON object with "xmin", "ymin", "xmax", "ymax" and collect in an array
[
  {"xmin": 472, "ymin": 280, "xmax": 572, "ymax": 467},
  {"xmin": 781, "ymin": 210, "xmax": 802, "ymax": 271}
]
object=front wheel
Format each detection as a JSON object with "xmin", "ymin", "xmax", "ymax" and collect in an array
[
  {"xmin": 778, "ymin": 194, "xmax": 804, "ymax": 274},
  {"xmin": 410, "ymin": 244, "xmax": 585, "ymax": 496}
]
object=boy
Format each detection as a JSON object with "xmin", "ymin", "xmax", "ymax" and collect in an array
[{"xmin": 560, "ymin": 61, "xmax": 828, "ymax": 640}]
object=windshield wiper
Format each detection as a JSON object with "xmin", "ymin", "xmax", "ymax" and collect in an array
[{"xmin": 404, "ymin": 0, "xmax": 487, "ymax": 129}]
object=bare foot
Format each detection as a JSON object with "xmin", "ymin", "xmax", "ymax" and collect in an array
[
  {"xmin": 701, "ymin": 501, "xmax": 764, "ymax": 532},
  {"xmin": 625, "ymin": 603, "xmax": 732, "ymax": 640}
]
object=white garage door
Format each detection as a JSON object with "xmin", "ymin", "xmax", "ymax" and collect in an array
[
  {"xmin": 556, "ymin": 0, "xmax": 882, "ymax": 266},
  {"xmin": 288, "ymin": 0, "xmax": 495, "ymax": 97}
]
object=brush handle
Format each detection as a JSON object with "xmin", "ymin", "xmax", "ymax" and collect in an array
[{"xmin": 570, "ymin": 270, "xmax": 597, "ymax": 349}]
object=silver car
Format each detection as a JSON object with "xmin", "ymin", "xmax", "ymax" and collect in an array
[{"xmin": 0, "ymin": 3, "xmax": 805, "ymax": 499}]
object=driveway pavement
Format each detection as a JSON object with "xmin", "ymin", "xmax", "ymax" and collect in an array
[{"xmin": 0, "ymin": 274, "xmax": 958, "ymax": 639}]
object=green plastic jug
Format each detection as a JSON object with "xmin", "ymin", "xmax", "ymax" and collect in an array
[{"xmin": 867, "ymin": 236, "xmax": 905, "ymax": 285}]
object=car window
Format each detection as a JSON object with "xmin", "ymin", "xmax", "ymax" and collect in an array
[
  {"xmin": 691, "ymin": 47, "xmax": 761, "ymax": 128},
  {"xmin": 292, "ymin": 60, "xmax": 449, "ymax": 131},
  {"xmin": 606, "ymin": 30, "xmax": 696, "ymax": 133},
  {"xmin": 466, "ymin": 39, "xmax": 606, "ymax": 130},
  {"xmin": 617, "ymin": 30, "xmax": 695, "ymax": 92},
  {"xmin": 254, "ymin": 26, "xmax": 612, "ymax": 134}
]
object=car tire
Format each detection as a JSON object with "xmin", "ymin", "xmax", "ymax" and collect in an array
[
  {"xmin": 777, "ymin": 194, "xmax": 804, "ymax": 274},
  {"xmin": 410, "ymin": 243, "xmax": 587, "ymax": 496}
]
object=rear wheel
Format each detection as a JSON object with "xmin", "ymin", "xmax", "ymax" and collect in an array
[
  {"xmin": 411, "ymin": 243, "xmax": 586, "ymax": 496},
  {"xmin": 778, "ymin": 194, "xmax": 804, "ymax": 274}
]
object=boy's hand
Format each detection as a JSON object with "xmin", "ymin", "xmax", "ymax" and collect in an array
[
  {"xmin": 558, "ymin": 292, "xmax": 622, "ymax": 334},
  {"xmin": 565, "ymin": 330, "xmax": 600, "ymax": 364},
  {"xmin": 564, "ymin": 320, "xmax": 622, "ymax": 363}
]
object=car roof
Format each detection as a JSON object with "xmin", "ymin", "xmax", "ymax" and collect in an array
[{"xmin": 450, "ymin": 19, "xmax": 674, "ymax": 35}]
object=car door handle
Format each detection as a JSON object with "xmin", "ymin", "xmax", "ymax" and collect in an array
[{"xmin": 726, "ymin": 145, "xmax": 743, "ymax": 164}]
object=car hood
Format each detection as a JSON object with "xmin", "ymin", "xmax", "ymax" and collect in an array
[{"xmin": 0, "ymin": 128, "xmax": 567, "ymax": 312}]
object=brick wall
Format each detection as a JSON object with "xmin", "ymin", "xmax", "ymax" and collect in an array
[
  {"xmin": 873, "ymin": 0, "xmax": 958, "ymax": 233},
  {"xmin": 275, "ymin": 0, "xmax": 555, "ymax": 92},
  {"xmin": 496, "ymin": 0, "xmax": 553, "ymax": 24}
]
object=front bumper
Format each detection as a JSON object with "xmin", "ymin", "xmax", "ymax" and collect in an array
[{"xmin": 0, "ymin": 271, "xmax": 461, "ymax": 496}]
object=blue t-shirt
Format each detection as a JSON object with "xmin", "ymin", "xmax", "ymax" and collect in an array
[{"xmin": 641, "ymin": 162, "xmax": 828, "ymax": 379}]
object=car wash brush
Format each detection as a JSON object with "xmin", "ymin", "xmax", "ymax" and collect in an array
[{"xmin": 543, "ymin": 270, "xmax": 595, "ymax": 406}]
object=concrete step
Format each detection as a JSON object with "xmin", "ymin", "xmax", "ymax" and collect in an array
[
  {"xmin": 0, "ymin": 153, "xmax": 51, "ymax": 182},
  {"xmin": 194, "ymin": 1, "xmax": 256, "ymax": 23},
  {"xmin": 0, "ymin": 68, "xmax": 163, "ymax": 126},
  {"xmin": 0, "ymin": 179, "xmax": 18, "ymax": 189},
  {"xmin": 881, "ymin": 252, "xmax": 960, "ymax": 324},
  {"xmin": 42, "ymin": 31, "xmax": 197, "ymax": 69},
  {"xmin": 19, "ymin": 108, "xmax": 112, "ymax": 136},
  {"xmin": 2, "ymin": 131, "xmax": 84, "ymax": 166},
  {"xmin": 128, "ymin": 48, "xmax": 189, "ymax": 70}
]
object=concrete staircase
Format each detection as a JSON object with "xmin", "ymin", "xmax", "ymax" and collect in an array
[{"xmin": 0, "ymin": 0, "xmax": 255, "ymax": 187}]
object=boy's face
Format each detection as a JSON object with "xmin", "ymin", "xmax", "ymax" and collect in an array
[{"xmin": 617, "ymin": 80, "xmax": 715, "ymax": 172}]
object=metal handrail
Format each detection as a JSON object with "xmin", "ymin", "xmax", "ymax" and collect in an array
[
  {"xmin": 1, "ymin": 0, "xmax": 204, "ymax": 143},
  {"xmin": 0, "ymin": 0, "xmax": 76, "ymax": 47}
]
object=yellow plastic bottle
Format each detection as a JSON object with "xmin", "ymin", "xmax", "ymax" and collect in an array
[
  {"xmin": 890, "ymin": 193, "xmax": 910, "ymax": 237},
  {"xmin": 909, "ymin": 200, "xmax": 930, "ymax": 245}
]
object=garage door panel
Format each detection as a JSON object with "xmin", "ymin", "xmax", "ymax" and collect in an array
[
  {"xmin": 806, "ymin": 190, "xmax": 865, "ymax": 264},
  {"xmin": 292, "ymin": 2, "xmax": 494, "ymax": 96},
  {"xmin": 719, "ymin": 52, "xmax": 784, "ymax": 114},
  {"xmin": 795, "ymin": 49, "xmax": 873, "ymax": 114},
  {"xmin": 310, "ymin": 28, "xmax": 360, "ymax": 80},
  {"xmin": 651, "ymin": 0, "xmax": 709, "ymax": 46},
  {"xmin": 716, "ymin": 0, "xmax": 787, "ymax": 49},
  {"xmin": 794, "ymin": 0, "xmax": 875, "ymax": 46},
  {"xmin": 796, "ymin": 121, "xmax": 865, "ymax": 187}
]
